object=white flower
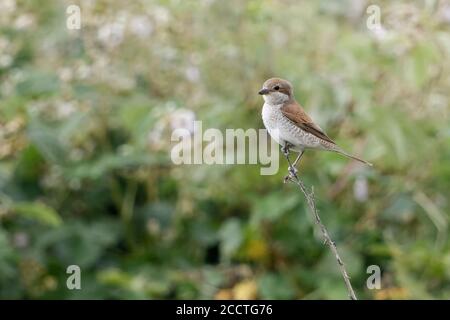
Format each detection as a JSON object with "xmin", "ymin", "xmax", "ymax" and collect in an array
[
  {"xmin": 57, "ymin": 101, "xmax": 76, "ymax": 118},
  {"xmin": 76, "ymin": 64, "xmax": 91, "ymax": 79},
  {"xmin": 440, "ymin": 4, "xmax": 450, "ymax": 24},
  {"xmin": 146, "ymin": 218, "xmax": 160, "ymax": 235},
  {"xmin": 0, "ymin": 54, "xmax": 13, "ymax": 68},
  {"xmin": 13, "ymin": 232, "xmax": 29, "ymax": 248},
  {"xmin": 58, "ymin": 67, "xmax": 73, "ymax": 82},
  {"xmin": 14, "ymin": 14, "xmax": 34, "ymax": 29},
  {"xmin": 0, "ymin": 37, "xmax": 10, "ymax": 51},
  {"xmin": 370, "ymin": 25, "xmax": 394, "ymax": 42},
  {"xmin": 160, "ymin": 47, "xmax": 177, "ymax": 61},
  {"xmin": 353, "ymin": 176, "xmax": 368, "ymax": 202},
  {"xmin": 112, "ymin": 75, "xmax": 135, "ymax": 91},
  {"xmin": 0, "ymin": 76, "xmax": 14, "ymax": 96},
  {"xmin": 69, "ymin": 148, "xmax": 84, "ymax": 162},
  {"xmin": 152, "ymin": 6, "xmax": 170, "ymax": 25},
  {"xmin": 97, "ymin": 22, "xmax": 125, "ymax": 48},
  {"xmin": 147, "ymin": 121, "xmax": 165, "ymax": 148},
  {"xmin": 184, "ymin": 65, "xmax": 200, "ymax": 82},
  {"xmin": 169, "ymin": 109, "xmax": 196, "ymax": 134},
  {"xmin": 129, "ymin": 15, "xmax": 154, "ymax": 38},
  {"xmin": 0, "ymin": 0, "xmax": 16, "ymax": 12}
]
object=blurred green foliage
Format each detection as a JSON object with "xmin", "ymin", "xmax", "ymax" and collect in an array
[{"xmin": 1, "ymin": 0, "xmax": 450, "ymax": 299}]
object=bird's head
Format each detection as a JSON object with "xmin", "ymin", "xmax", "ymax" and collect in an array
[{"xmin": 258, "ymin": 78, "xmax": 293, "ymax": 105}]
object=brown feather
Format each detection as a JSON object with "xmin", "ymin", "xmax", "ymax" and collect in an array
[{"xmin": 280, "ymin": 100, "xmax": 336, "ymax": 145}]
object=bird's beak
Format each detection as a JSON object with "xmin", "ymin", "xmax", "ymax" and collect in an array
[{"xmin": 258, "ymin": 88, "xmax": 269, "ymax": 95}]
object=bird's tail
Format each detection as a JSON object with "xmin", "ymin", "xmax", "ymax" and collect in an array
[{"xmin": 333, "ymin": 147, "xmax": 373, "ymax": 166}]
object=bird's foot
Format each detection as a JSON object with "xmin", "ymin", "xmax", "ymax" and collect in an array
[
  {"xmin": 281, "ymin": 143, "xmax": 292, "ymax": 156},
  {"xmin": 289, "ymin": 166, "xmax": 298, "ymax": 177},
  {"xmin": 284, "ymin": 166, "xmax": 298, "ymax": 183}
]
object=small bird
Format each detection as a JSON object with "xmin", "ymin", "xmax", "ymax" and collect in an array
[{"xmin": 259, "ymin": 77, "xmax": 372, "ymax": 174}]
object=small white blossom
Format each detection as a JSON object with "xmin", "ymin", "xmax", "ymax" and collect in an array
[
  {"xmin": 184, "ymin": 66, "xmax": 200, "ymax": 82},
  {"xmin": 57, "ymin": 101, "xmax": 76, "ymax": 118},
  {"xmin": 370, "ymin": 25, "xmax": 392, "ymax": 41},
  {"xmin": 58, "ymin": 67, "xmax": 73, "ymax": 82},
  {"xmin": 0, "ymin": 54, "xmax": 13, "ymax": 68},
  {"xmin": 129, "ymin": 15, "xmax": 154, "ymax": 38},
  {"xmin": 440, "ymin": 4, "xmax": 450, "ymax": 23},
  {"xmin": 97, "ymin": 22, "xmax": 125, "ymax": 48},
  {"xmin": 169, "ymin": 109, "xmax": 196, "ymax": 134},
  {"xmin": 0, "ymin": 37, "xmax": 10, "ymax": 51},
  {"xmin": 76, "ymin": 64, "xmax": 91, "ymax": 79},
  {"xmin": 353, "ymin": 176, "xmax": 369, "ymax": 202},
  {"xmin": 14, "ymin": 14, "xmax": 34, "ymax": 29},
  {"xmin": 148, "ymin": 121, "xmax": 165, "ymax": 149},
  {"xmin": 153, "ymin": 6, "xmax": 170, "ymax": 25},
  {"xmin": 0, "ymin": 0, "xmax": 16, "ymax": 12},
  {"xmin": 69, "ymin": 148, "xmax": 84, "ymax": 162},
  {"xmin": 13, "ymin": 232, "xmax": 29, "ymax": 248}
]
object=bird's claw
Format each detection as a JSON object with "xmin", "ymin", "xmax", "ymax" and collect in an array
[
  {"xmin": 281, "ymin": 143, "xmax": 298, "ymax": 183},
  {"xmin": 288, "ymin": 166, "xmax": 298, "ymax": 177},
  {"xmin": 284, "ymin": 166, "xmax": 298, "ymax": 183},
  {"xmin": 281, "ymin": 143, "xmax": 292, "ymax": 156}
]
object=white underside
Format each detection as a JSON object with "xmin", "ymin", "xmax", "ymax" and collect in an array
[{"xmin": 261, "ymin": 102, "xmax": 326, "ymax": 152}]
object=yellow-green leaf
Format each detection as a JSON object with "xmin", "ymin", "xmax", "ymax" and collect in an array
[{"xmin": 14, "ymin": 202, "xmax": 62, "ymax": 227}]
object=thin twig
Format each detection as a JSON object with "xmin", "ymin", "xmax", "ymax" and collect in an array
[{"xmin": 282, "ymin": 151, "xmax": 357, "ymax": 300}]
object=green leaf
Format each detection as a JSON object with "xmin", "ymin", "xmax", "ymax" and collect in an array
[
  {"xmin": 0, "ymin": 228, "xmax": 16, "ymax": 282},
  {"xmin": 34, "ymin": 219, "xmax": 120, "ymax": 268},
  {"xmin": 66, "ymin": 152, "xmax": 161, "ymax": 179},
  {"xmin": 258, "ymin": 273, "xmax": 296, "ymax": 299},
  {"xmin": 16, "ymin": 71, "xmax": 59, "ymax": 97},
  {"xmin": 219, "ymin": 218, "xmax": 243, "ymax": 258},
  {"xmin": 251, "ymin": 192, "xmax": 299, "ymax": 224},
  {"xmin": 27, "ymin": 119, "xmax": 67, "ymax": 165},
  {"xmin": 14, "ymin": 202, "xmax": 62, "ymax": 227}
]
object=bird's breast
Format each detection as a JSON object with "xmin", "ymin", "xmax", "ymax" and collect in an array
[
  {"xmin": 261, "ymin": 103, "xmax": 281, "ymax": 131},
  {"xmin": 262, "ymin": 103, "xmax": 322, "ymax": 151},
  {"xmin": 262, "ymin": 103, "xmax": 283, "ymax": 144}
]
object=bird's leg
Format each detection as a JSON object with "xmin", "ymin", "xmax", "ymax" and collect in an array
[
  {"xmin": 282, "ymin": 142, "xmax": 298, "ymax": 182},
  {"xmin": 292, "ymin": 150, "xmax": 304, "ymax": 168},
  {"xmin": 288, "ymin": 163, "xmax": 298, "ymax": 177},
  {"xmin": 281, "ymin": 142, "xmax": 292, "ymax": 157},
  {"xmin": 285, "ymin": 151, "xmax": 305, "ymax": 182}
]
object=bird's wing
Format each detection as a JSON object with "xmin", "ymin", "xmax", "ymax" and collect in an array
[{"xmin": 280, "ymin": 101, "xmax": 336, "ymax": 144}]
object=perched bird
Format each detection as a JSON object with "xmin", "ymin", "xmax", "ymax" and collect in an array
[{"xmin": 259, "ymin": 77, "xmax": 372, "ymax": 174}]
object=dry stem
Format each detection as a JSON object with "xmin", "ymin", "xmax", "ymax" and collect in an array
[{"xmin": 282, "ymin": 151, "xmax": 357, "ymax": 300}]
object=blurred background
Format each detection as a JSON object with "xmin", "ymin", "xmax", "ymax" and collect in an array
[{"xmin": 1, "ymin": 0, "xmax": 450, "ymax": 299}]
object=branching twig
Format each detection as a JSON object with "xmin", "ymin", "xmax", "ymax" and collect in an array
[{"xmin": 282, "ymin": 150, "xmax": 357, "ymax": 300}]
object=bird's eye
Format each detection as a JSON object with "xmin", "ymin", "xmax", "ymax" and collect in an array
[{"xmin": 274, "ymin": 86, "xmax": 280, "ymax": 91}]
